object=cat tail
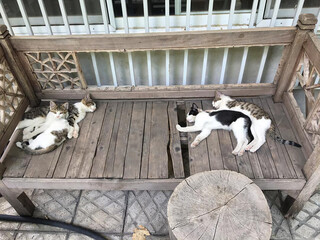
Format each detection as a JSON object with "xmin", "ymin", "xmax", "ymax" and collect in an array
[
  {"xmin": 16, "ymin": 141, "xmax": 58, "ymax": 155},
  {"xmin": 268, "ymin": 124, "xmax": 302, "ymax": 148}
]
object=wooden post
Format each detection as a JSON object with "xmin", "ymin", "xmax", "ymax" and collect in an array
[
  {"xmin": 0, "ymin": 25, "xmax": 39, "ymax": 106},
  {"xmin": 273, "ymin": 14, "xmax": 317, "ymax": 102},
  {"xmin": 286, "ymin": 145, "xmax": 320, "ymax": 218},
  {"xmin": 0, "ymin": 163, "xmax": 35, "ymax": 216}
]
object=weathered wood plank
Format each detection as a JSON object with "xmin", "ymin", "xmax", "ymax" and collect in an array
[
  {"xmin": 252, "ymin": 98, "xmax": 294, "ymax": 179},
  {"xmin": 218, "ymin": 130, "xmax": 238, "ymax": 172},
  {"xmin": 201, "ymin": 100, "xmax": 224, "ymax": 170},
  {"xmin": 266, "ymin": 97, "xmax": 305, "ymax": 179},
  {"xmin": 2, "ymin": 177, "xmax": 306, "ymax": 191},
  {"xmin": 283, "ymin": 92, "xmax": 313, "ymax": 159},
  {"xmin": 148, "ymin": 102, "xmax": 169, "ymax": 179},
  {"xmin": 123, "ymin": 102, "xmax": 146, "ymax": 179},
  {"xmin": 78, "ymin": 103, "xmax": 107, "ymax": 178},
  {"xmin": 186, "ymin": 101, "xmax": 210, "ymax": 175},
  {"xmin": 65, "ymin": 112, "xmax": 94, "ymax": 178},
  {"xmin": 2, "ymin": 131, "xmax": 32, "ymax": 178},
  {"xmin": 11, "ymin": 27, "xmax": 296, "ymax": 52},
  {"xmin": 274, "ymin": 16, "xmax": 316, "ymax": 102},
  {"xmin": 168, "ymin": 101, "xmax": 185, "ymax": 178},
  {"xmin": 303, "ymin": 32, "xmax": 320, "ymax": 74},
  {"xmin": 104, "ymin": 103, "xmax": 123, "ymax": 178},
  {"xmin": 244, "ymin": 99, "xmax": 278, "ymax": 179},
  {"xmin": 24, "ymin": 144, "xmax": 63, "ymax": 178},
  {"xmin": 52, "ymin": 126, "xmax": 79, "ymax": 178},
  {"xmin": 90, "ymin": 102, "xmax": 117, "ymax": 178},
  {"xmin": 140, "ymin": 102, "xmax": 152, "ymax": 179},
  {"xmin": 229, "ymin": 133, "xmax": 254, "ymax": 178},
  {"xmin": 36, "ymin": 83, "xmax": 276, "ymax": 100},
  {"xmin": 111, "ymin": 102, "xmax": 133, "ymax": 178}
]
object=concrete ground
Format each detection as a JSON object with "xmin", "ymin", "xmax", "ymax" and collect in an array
[{"xmin": 0, "ymin": 190, "xmax": 319, "ymax": 240}]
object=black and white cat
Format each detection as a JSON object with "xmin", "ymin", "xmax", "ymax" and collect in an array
[
  {"xmin": 176, "ymin": 103, "xmax": 253, "ymax": 156},
  {"xmin": 16, "ymin": 101, "xmax": 70, "ymax": 155},
  {"xmin": 17, "ymin": 94, "xmax": 96, "ymax": 140}
]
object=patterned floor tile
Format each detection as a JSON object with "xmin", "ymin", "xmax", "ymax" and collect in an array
[
  {"xmin": 15, "ymin": 232, "xmax": 67, "ymax": 240},
  {"xmin": 73, "ymin": 190, "xmax": 126, "ymax": 233},
  {"xmin": 0, "ymin": 197, "xmax": 20, "ymax": 231},
  {"xmin": 0, "ymin": 231, "xmax": 15, "ymax": 240},
  {"xmin": 124, "ymin": 191, "xmax": 172, "ymax": 235},
  {"xmin": 289, "ymin": 191, "xmax": 320, "ymax": 240},
  {"xmin": 19, "ymin": 190, "xmax": 81, "ymax": 231},
  {"xmin": 264, "ymin": 191, "xmax": 292, "ymax": 240}
]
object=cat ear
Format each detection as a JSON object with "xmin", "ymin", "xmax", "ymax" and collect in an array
[
  {"xmin": 50, "ymin": 101, "xmax": 57, "ymax": 110},
  {"xmin": 62, "ymin": 102, "xmax": 69, "ymax": 109},
  {"xmin": 85, "ymin": 93, "xmax": 91, "ymax": 100},
  {"xmin": 215, "ymin": 91, "xmax": 223, "ymax": 98},
  {"xmin": 192, "ymin": 103, "xmax": 198, "ymax": 109}
]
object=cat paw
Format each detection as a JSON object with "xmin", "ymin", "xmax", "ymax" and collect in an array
[
  {"xmin": 176, "ymin": 124, "xmax": 183, "ymax": 131},
  {"xmin": 16, "ymin": 142, "xmax": 22, "ymax": 149},
  {"xmin": 237, "ymin": 150, "xmax": 244, "ymax": 156},
  {"xmin": 73, "ymin": 130, "xmax": 79, "ymax": 138},
  {"xmin": 232, "ymin": 150, "xmax": 239, "ymax": 156},
  {"xmin": 191, "ymin": 141, "xmax": 200, "ymax": 148},
  {"xmin": 67, "ymin": 132, "xmax": 73, "ymax": 139}
]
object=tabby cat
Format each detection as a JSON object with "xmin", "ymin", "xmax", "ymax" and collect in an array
[
  {"xmin": 17, "ymin": 94, "xmax": 96, "ymax": 140},
  {"xmin": 16, "ymin": 101, "xmax": 70, "ymax": 155},
  {"xmin": 212, "ymin": 91, "xmax": 301, "ymax": 152},
  {"xmin": 176, "ymin": 103, "xmax": 253, "ymax": 156}
]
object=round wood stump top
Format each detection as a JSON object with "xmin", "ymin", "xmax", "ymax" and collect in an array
[{"xmin": 167, "ymin": 170, "xmax": 272, "ymax": 240}]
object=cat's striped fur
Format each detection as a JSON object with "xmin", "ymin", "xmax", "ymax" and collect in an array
[{"xmin": 213, "ymin": 92, "xmax": 301, "ymax": 152}]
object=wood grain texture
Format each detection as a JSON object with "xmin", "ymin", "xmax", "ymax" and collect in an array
[
  {"xmin": 168, "ymin": 171, "xmax": 272, "ymax": 240},
  {"xmin": 266, "ymin": 97, "xmax": 305, "ymax": 179},
  {"xmin": 148, "ymin": 102, "xmax": 169, "ymax": 179},
  {"xmin": 123, "ymin": 102, "xmax": 146, "ymax": 179},
  {"xmin": 36, "ymin": 83, "xmax": 276, "ymax": 100},
  {"xmin": 77, "ymin": 103, "xmax": 107, "ymax": 178},
  {"xmin": 65, "ymin": 112, "xmax": 94, "ymax": 178},
  {"xmin": 167, "ymin": 101, "xmax": 185, "ymax": 179},
  {"xmin": 90, "ymin": 102, "xmax": 117, "ymax": 178},
  {"xmin": 2, "ymin": 177, "xmax": 306, "ymax": 191},
  {"xmin": 304, "ymin": 33, "xmax": 320, "ymax": 75},
  {"xmin": 140, "ymin": 102, "xmax": 152, "ymax": 179},
  {"xmin": 201, "ymin": 100, "xmax": 224, "ymax": 171},
  {"xmin": 11, "ymin": 27, "xmax": 296, "ymax": 52},
  {"xmin": 283, "ymin": 93, "xmax": 313, "ymax": 159}
]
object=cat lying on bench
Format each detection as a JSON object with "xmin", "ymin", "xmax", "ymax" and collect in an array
[
  {"xmin": 212, "ymin": 92, "xmax": 301, "ymax": 152},
  {"xmin": 176, "ymin": 103, "xmax": 253, "ymax": 156},
  {"xmin": 17, "ymin": 94, "xmax": 96, "ymax": 141}
]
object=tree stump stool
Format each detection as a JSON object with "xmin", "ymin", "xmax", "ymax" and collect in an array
[{"xmin": 167, "ymin": 170, "xmax": 272, "ymax": 240}]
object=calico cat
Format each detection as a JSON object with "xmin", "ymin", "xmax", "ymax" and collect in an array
[
  {"xmin": 16, "ymin": 101, "xmax": 70, "ymax": 155},
  {"xmin": 212, "ymin": 91, "xmax": 301, "ymax": 152},
  {"xmin": 176, "ymin": 103, "xmax": 253, "ymax": 156},
  {"xmin": 17, "ymin": 94, "xmax": 96, "ymax": 140}
]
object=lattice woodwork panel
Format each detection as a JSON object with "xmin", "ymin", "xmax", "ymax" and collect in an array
[
  {"xmin": 289, "ymin": 51, "xmax": 320, "ymax": 142},
  {"xmin": 25, "ymin": 52, "xmax": 86, "ymax": 90},
  {"xmin": 0, "ymin": 57, "xmax": 25, "ymax": 132}
]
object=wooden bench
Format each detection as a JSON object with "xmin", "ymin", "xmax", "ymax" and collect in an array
[{"xmin": 0, "ymin": 14, "xmax": 319, "ymax": 218}]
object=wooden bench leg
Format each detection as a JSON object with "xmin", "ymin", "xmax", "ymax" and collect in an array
[
  {"xmin": 285, "ymin": 170, "xmax": 320, "ymax": 218},
  {"xmin": 0, "ymin": 180, "xmax": 35, "ymax": 216}
]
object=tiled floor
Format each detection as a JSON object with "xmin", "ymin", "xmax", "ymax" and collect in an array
[{"xmin": 0, "ymin": 190, "xmax": 320, "ymax": 239}]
